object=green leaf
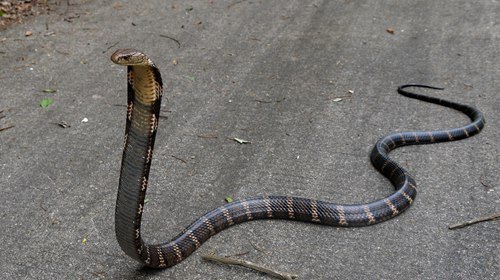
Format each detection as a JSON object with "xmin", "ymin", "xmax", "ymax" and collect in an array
[
  {"xmin": 42, "ymin": 88, "xmax": 57, "ymax": 93},
  {"xmin": 186, "ymin": 75, "xmax": 196, "ymax": 81},
  {"xmin": 225, "ymin": 196, "xmax": 233, "ymax": 203},
  {"xmin": 40, "ymin": 98, "xmax": 53, "ymax": 108},
  {"xmin": 0, "ymin": 10, "xmax": 5, "ymax": 17}
]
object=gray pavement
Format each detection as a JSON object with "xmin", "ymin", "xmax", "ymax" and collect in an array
[{"xmin": 1, "ymin": 0, "xmax": 499, "ymax": 279}]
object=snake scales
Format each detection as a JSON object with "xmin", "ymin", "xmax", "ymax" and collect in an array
[{"xmin": 111, "ymin": 48, "xmax": 485, "ymax": 268}]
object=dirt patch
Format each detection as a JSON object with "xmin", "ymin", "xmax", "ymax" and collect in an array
[{"xmin": 0, "ymin": 0, "xmax": 50, "ymax": 30}]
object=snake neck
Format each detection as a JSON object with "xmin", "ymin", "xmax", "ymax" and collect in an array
[
  {"xmin": 116, "ymin": 64, "xmax": 163, "ymax": 261},
  {"xmin": 129, "ymin": 65, "xmax": 163, "ymax": 105}
]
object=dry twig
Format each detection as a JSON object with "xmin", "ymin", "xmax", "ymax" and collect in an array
[
  {"xmin": 0, "ymin": 125, "xmax": 15, "ymax": 132},
  {"xmin": 202, "ymin": 252, "xmax": 298, "ymax": 280},
  {"xmin": 197, "ymin": 133, "xmax": 218, "ymax": 139},
  {"xmin": 448, "ymin": 213, "xmax": 500, "ymax": 230},
  {"xmin": 159, "ymin": 34, "xmax": 181, "ymax": 48},
  {"xmin": 171, "ymin": 155, "xmax": 188, "ymax": 163}
]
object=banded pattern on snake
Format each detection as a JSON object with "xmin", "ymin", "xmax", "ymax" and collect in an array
[{"xmin": 111, "ymin": 48, "xmax": 485, "ymax": 268}]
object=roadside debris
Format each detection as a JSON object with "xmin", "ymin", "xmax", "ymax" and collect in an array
[
  {"xmin": 0, "ymin": 124, "xmax": 15, "ymax": 132},
  {"xmin": 449, "ymin": 212, "xmax": 500, "ymax": 230},
  {"xmin": 56, "ymin": 121, "xmax": 70, "ymax": 128},
  {"xmin": 39, "ymin": 98, "xmax": 53, "ymax": 108},
  {"xmin": 41, "ymin": 88, "xmax": 57, "ymax": 93},
  {"xmin": 202, "ymin": 251, "xmax": 298, "ymax": 280},
  {"xmin": 231, "ymin": 137, "xmax": 251, "ymax": 144}
]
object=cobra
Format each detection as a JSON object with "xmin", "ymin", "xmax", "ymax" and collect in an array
[{"xmin": 111, "ymin": 48, "xmax": 485, "ymax": 268}]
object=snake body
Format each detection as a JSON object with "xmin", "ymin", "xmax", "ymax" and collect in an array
[{"xmin": 111, "ymin": 49, "xmax": 485, "ymax": 268}]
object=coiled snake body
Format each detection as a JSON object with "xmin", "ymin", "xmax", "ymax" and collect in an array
[{"xmin": 111, "ymin": 48, "xmax": 485, "ymax": 268}]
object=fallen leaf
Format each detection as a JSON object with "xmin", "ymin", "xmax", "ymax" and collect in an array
[
  {"xmin": 225, "ymin": 197, "xmax": 233, "ymax": 203},
  {"xmin": 40, "ymin": 98, "xmax": 53, "ymax": 108},
  {"xmin": 186, "ymin": 75, "xmax": 196, "ymax": 81},
  {"xmin": 42, "ymin": 88, "xmax": 57, "ymax": 93},
  {"xmin": 82, "ymin": 236, "xmax": 87, "ymax": 244},
  {"xmin": 172, "ymin": 59, "xmax": 178, "ymax": 65},
  {"xmin": 57, "ymin": 121, "xmax": 70, "ymax": 128},
  {"xmin": 233, "ymin": 137, "xmax": 251, "ymax": 144},
  {"xmin": 386, "ymin": 27, "xmax": 395, "ymax": 34},
  {"xmin": 25, "ymin": 30, "xmax": 32, "ymax": 36}
]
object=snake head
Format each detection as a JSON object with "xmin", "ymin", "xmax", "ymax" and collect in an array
[{"xmin": 111, "ymin": 48, "xmax": 153, "ymax": 66}]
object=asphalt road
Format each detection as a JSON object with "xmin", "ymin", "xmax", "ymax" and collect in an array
[{"xmin": 0, "ymin": 0, "xmax": 498, "ymax": 279}]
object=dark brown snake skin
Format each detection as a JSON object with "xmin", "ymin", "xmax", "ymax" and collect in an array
[{"xmin": 111, "ymin": 48, "xmax": 485, "ymax": 268}]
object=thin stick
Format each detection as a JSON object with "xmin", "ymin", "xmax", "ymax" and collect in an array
[
  {"xmin": 202, "ymin": 252, "xmax": 298, "ymax": 280},
  {"xmin": 159, "ymin": 34, "xmax": 181, "ymax": 48},
  {"xmin": 197, "ymin": 133, "xmax": 218, "ymax": 139},
  {"xmin": 0, "ymin": 125, "xmax": 15, "ymax": 132},
  {"xmin": 226, "ymin": 0, "xmax": 249, "ymax": 10},
  {"xmin": 171, "ymin": 155, "xmax": 188, "ymax": 164},
  {"xmin": 448, "ymin": 213, "xmax": 500, "ymax": 230},
  {"xmin": 102, "ymin": 41, "xmax": 120, "ymax": 54},
  {"xmin": 249, "ymin": 241, "xmax": 270, "ymax": 255},
  {"xmin": 479, "ymin": 175, "xmax": 492, "ymax": 189}
]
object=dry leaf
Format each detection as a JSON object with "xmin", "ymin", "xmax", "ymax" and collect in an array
[
  {"xmin": 57, "ymin": 121, "xmax": 70, "ymax": 128},
  {"xmin": 233, "ymin": 137, "xmax": 251, "ymax": 144},
  {"xmin": 386, "ymin": 27, "xmax": 395, "ymax": 35}
]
